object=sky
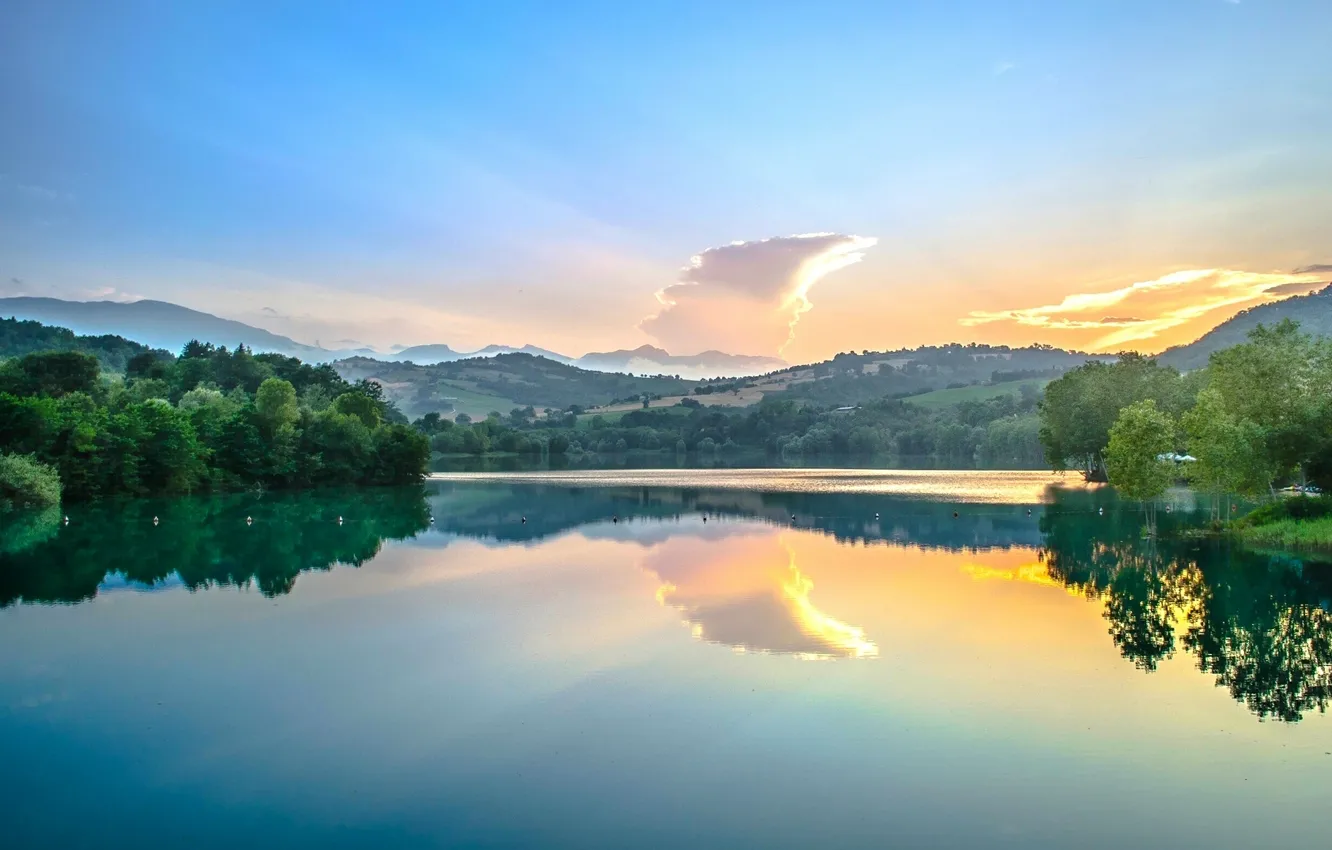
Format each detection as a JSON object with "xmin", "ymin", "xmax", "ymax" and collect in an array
[{"xmin": 2, "ymin": 0, "xmax": 1329, "ymax": 362}]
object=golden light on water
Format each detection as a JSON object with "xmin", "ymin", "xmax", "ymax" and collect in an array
[
  {"xmin": 779, "ymin": 546, "xmax": 879, "ymax": 659},
  {"xmin": 962, "ymin": 561, "xmax": 1080, "ymax": 595}
]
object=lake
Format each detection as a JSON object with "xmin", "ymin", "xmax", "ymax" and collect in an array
[{"xmin": 2, "ymin": 470, "xmax": 1330, "ymax": 849}]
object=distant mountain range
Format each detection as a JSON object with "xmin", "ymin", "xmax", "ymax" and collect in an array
[
  {"xmin": 0, "ymin": 296, "xmax": 787, "ymax": 377},
  {"xmin": 7, "ymin": 284, "xmax": 1332, "ymax": 391},
  {"xmin": 0, "ymin": 297, "xmax": 373, "ymax": 361}
]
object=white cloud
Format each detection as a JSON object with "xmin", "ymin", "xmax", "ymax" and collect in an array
[{"xmin": 640, "ymin": 233, "xmax": 876, "ymax": 356}]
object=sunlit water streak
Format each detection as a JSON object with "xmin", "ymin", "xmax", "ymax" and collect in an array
[{"xmin": 430, "ymin": 468, "xmax": 1086, "ymax": 503}]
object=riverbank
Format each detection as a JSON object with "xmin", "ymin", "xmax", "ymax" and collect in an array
[{"xmin": 1231, "ymin": 496, "xmax": 1332, "ymax": 551}]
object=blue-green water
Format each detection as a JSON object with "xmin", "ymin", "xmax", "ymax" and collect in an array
[{"xmin": 2, "ymin": 471, "xmax": 1330, "ymax": 848}]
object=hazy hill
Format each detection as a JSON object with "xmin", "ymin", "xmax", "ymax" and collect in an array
[
  {"xmin": 575, "ymin": 345, "xmax": 786, "ymax": 378},
  {"xmin": 333, "ymin": 353, "xmax": 695, "ymax": 420},
  {"xmin": 0, "ymin": 297, "xmax": 354, "ymax": 360},
  {"xmin": 1156, "ymin": 284, "xmax": 1332, "ymax": 371}
]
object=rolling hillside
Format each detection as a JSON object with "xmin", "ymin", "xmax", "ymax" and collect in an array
[{"xmin": 332, "ymin": 354, "xmax": 696, "ymax": 420}]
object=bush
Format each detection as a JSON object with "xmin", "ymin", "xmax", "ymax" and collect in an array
[
  {"xmin": 0, "ymin": 453, "xmax": 63, "ymax": 510},
  {"xmin": 1240, "ymin": 495, "xmax": 1332, "ymax": 527}
]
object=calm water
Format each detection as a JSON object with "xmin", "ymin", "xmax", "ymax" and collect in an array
[{"xmin": 2, "ymin": 471, "xmax": 1330, "ymax": 849}]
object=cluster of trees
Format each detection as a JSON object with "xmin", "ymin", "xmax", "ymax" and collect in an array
[
  {"xmin": 0, "ymin": 338, "xmax": 429, "ymax": 505},
  {"xmin": 413, "ymin": 391, "xmax": 1047, "ymax": 465},
  {"xmin": 1040, "ymin": 320, "xmax": 1332, "ymax": 518}
]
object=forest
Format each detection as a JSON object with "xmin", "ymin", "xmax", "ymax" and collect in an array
[{"xmin": 1, "ymin": 335, "xmax": 429, "ymax": 509}]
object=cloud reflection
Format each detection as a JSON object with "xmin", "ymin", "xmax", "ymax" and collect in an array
[{"xmin": 645, "ymin": 532, "xmax": 877, "ymax": 659}]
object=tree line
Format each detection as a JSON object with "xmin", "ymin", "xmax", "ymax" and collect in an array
[
  {"xmin": 1039, "ymin": 319, "xmax": 1332, "ymax": 518},
  {"xmin": 411, "ymin": 390, "xmax": 1047, "ymax": 466},
  {"xmin": 1, "ymin": 338, "xmax": 429, "ymax": 507}
]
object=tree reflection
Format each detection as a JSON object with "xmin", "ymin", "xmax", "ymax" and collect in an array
[
  {"xmin": 1041, "ymin": 488, "xmax": 1332, "ymax": 720},
  {"xmin": 0, "ymin": 487, "xmax": 430, "ymax": 605}
]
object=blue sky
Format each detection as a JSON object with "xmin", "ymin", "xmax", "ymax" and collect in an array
[{"xmin": 2, "ymin": 0, "xmax": 1329, "ymax": 358}]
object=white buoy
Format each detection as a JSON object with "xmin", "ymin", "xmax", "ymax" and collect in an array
[
  {"xmin": 429, "ymin": 516, "xmax": 435, "ymax": 524},
  {"xmin": 338, "ymin": 516, "xmax": 343, "ymax": 524},
  {"xmin": 521, "ymin": 516, "xmax": 527, "ymax": 524},
  {"xmin": 246, "ymin": 516, "xmax": 253, "ymax": 525},
  {"xmin": 153, "ymin": 516, "xmax": 159, "ymax": 526},
  {"xmin": 63, "ymin": 515, "xmax": 70, "ymax": 525},
  {"xmin": 874, "ymin": 513, "xmax": 879, "ymax": 520}
]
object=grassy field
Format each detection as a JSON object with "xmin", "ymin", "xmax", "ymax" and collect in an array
[
  {"xmin": 902, "ymin": 379, "xmax": 1046, "ymax": 409},
  {"xmin": 432, "ymin": 381, "xmax": 518, "ymax": 420}
]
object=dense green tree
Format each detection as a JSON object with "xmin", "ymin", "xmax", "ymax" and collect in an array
[
  {"xmin": 1181, "ymin": 387, "xmax": 1275, "ymax": 512},
  {"xmin": 1039, "ymin": 355, "xmax": 1194, "ymax": 480},
  {"xmin": 0, "ymin": 351, "xmax": 101, "ymax": 398},
  {"xmin": 1105, "ymin": 400, "xmax": 1175, "ymax": 529},
  {"xmin": 0, "ymin": 453, "xmax": 62, "ymax": 510},
  {"xmin": 255, "ymin": 377, "xmax": 300, "ymax": 434},
  {"xmin": 333, "ymin": 391, "xmax": 382, "ymax": 428},
  {"xmin": 1207, "ymin": 319, "xmax": 1332, "ymax": 481}
]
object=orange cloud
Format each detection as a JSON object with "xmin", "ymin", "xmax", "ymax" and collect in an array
[{"xmin": 960, "ymin": 268, "xmax": 1327, "ymax": 351}]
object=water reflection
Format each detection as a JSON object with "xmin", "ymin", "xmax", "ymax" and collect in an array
[
  {"xmin": 4, "ymin": 476, "xmax": 1332, "ymax": 723},
  {"xmin": 0, "ymin": 488, "xmax": 430, "ymax": 605},
  {"xmin": 646, "ymin": 532, "xmax": 877, "ymax": 658},
  {"xmin": 1039, "ymin": 488, "xmax": 1332, "ymax": 721}
]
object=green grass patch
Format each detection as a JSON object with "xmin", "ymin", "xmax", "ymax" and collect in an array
[
  {"xmin": 433, "ymin": 381, "xmax": 518, "ymax": 420},
  {"xmin": 1236, "ymin": 516, "xmax": 1332, "ymax": 550},
  {"xmin": 902, "ymin": 379, "xmax": 1047, "ymax": 409}
]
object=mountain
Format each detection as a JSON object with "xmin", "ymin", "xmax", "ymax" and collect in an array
[
  {"xmin": 478, "ymin": 344, "xmax": 573, "ymax": 363},
  {"xmin": 0, "ymin": 297, "xmax": 357, "ymax": 361},
  {"xmin": 1156, "ymin": 284, "xmax": 1332, "ymax": 371},
  {"xmin": 575, "ymin": 345, "xmax": 787, "ymax": 378},
  {"xmin": 389, "ymin": 343, "xmax": 461, "ymax": 363}
]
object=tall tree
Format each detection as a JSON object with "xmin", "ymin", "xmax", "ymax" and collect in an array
[{"xmin": 1105, "ymin": 400, "xmax": 1176, "ymax": 531}]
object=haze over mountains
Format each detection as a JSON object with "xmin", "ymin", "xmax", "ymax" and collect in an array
[
  {"xmin": 5, "ymin": 286, "xmax": 1332, "ymax": 385},
  {"xmin": 0, "ymin": 296, "xmax": 787, "ymax": 378}
]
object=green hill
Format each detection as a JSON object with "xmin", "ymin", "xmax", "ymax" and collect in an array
[
  {"xmin": 0, "ymin": 316, "xmax": 166, "ymax": 372},
  {"xmin": 1157, "ymin": 284, "xmax": 1332, "ymax": 372},
  {"xmin": 332, "ymin": 354, "xmax": 695, "ymax": 420}
]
